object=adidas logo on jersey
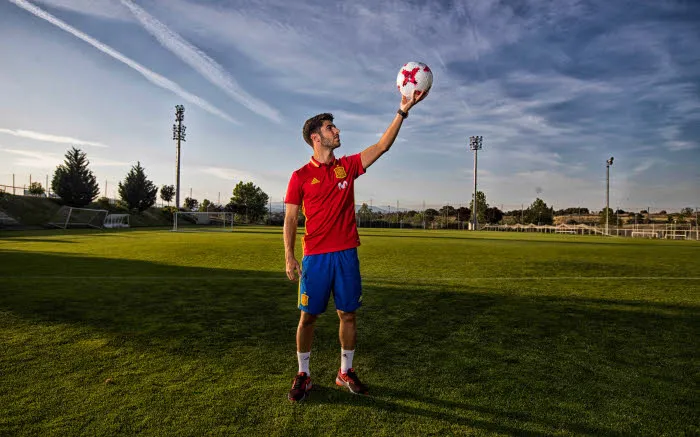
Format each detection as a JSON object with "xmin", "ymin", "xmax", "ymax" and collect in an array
[{"xmin": 311, "ymin": 178, "xmax": 320, "ymax": 185}]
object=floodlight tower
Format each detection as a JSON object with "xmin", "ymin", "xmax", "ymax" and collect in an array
[
  {"xmin": 469, "ymin": 136, "xmax": 483, "ymax": 230},
  {"xmin": 606, "ymin": 156, "xmax": 614, "ymax": 236},
  {"xmin": 173, "ymin": 105, "xmax": 186, "ymax": 208}
]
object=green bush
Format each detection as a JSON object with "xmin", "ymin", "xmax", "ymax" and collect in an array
[{"xmin": 161, "ymin": 206, "xmax": 178, "ymax": 222}]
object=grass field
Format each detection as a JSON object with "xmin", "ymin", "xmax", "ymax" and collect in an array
[{"xmin": 1, "ymin": 227, "xmax": 698, "ymax": 436}]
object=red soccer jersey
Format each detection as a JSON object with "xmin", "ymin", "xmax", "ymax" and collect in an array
[{"xmin": 285, "ymin": 153, "xmax": 365, "ymax": 256}]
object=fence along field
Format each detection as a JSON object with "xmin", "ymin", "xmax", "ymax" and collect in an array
[{"xmin": 0, "ymin": 227, "xmax": 698, "ymax": 435}]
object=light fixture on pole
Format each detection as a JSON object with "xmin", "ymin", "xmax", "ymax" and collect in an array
[
  {"xmin": 173, "ymin": 105, "xmax": 186, "ymax": 208},
  {"xmin": 606, "ymin": 156, "xmax": 614, "ymax": 236},
  {"xmin": 469, "ymin": 135, "xmax": 483, "ymax": 230}
]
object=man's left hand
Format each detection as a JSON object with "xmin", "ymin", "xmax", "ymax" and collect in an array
[{"xmin": 400, "ymin": 88, "xmax": 430, "ymax": 113}]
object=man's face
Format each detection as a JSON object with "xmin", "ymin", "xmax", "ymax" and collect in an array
[{"xmin": 316, "ymin": 120, "xmax": 340, "ymax": 149}]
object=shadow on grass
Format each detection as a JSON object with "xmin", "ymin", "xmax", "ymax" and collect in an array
[
  {"xmin": 0, "ymin": 228, "xmax": 148, "ymax": 239},
  {"xmin": 309, "ymin": 384, "xmax": 630, "ymax": 437},
  {"xmin": 1, "ymin": 249, "xmax": 697, "ymax": 435},
  {"xmin": 0, "ymin": 238, "xmax": 78, "ymax": 244}
]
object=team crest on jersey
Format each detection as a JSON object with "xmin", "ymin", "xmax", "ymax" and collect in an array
[
  {"xmin": 301, "ymin": 293, "xmax": 309, "ymax": 306},
  {"xmin": 334, "ymin": 166, "xmax": 347, "ymax": 179},
  {"xmin": 311, "ymin": 177, "xmax": 320, "ymax": 185}
]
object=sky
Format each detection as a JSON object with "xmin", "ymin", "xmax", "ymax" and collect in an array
[{"xmin": 1, "ymin": 0, "xmax": 699, "ymax": 213}]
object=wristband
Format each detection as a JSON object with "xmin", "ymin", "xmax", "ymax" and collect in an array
[{"xmin": 397, "ymin": 109, "xmax": 408, "ymax": 119}]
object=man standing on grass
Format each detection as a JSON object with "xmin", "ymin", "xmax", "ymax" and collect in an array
[{"xmin": 284, "ymin": 89, "xmax": 428, "ymax": 402}]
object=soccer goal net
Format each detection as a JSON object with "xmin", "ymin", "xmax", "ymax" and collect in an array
[
  {"xmin": 48, "ymin": 206, "xmax": 108, "ymax": 229},
  {"xmin": 172, "ymin": 211, "xmax": 234, "ymax": 232},
  {"xmin": 104, "ymin": 213, "xmax": 130, "ymax": 229}
]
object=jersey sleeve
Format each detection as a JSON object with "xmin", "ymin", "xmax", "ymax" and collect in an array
[
  {"xmin": 285, "ymin": 171, "xmax": 303, "ymax": 205},
  {"xmin": 346, "ymin": 153, "xmax": 366, "ymax": 179}
]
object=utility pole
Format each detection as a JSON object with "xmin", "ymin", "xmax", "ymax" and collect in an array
[
  {"xmin": 173, "ymin": 105, "xmax": 186, "ymax": 208},
  {"xmin": 606, "ymin": 157, "xmax": 614, "ymax": 236},
  {"xmin": 469, "ymin": 136, "xmax": 483, "ymax": 230}
]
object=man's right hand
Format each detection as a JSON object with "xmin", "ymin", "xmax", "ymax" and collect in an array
[{"xmin": 286, "ymin": 256, "xmax": 302, "ymax": 281}]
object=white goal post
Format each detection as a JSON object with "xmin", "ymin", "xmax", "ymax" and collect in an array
[
  {"xmin": 48, "ymin": 206, "xmax": 108, "ymax": 229},
  {"xmin": 172, "ymin": 211, "xmax": 234, "ymax": 232},
  {"xmin": 104, "ymin": 213, "xmax": 130, "ymax": 228}
]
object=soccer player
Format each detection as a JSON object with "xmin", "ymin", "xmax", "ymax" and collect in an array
[{"xmin": 284, "ymin": 89, "xmax": 428, "ymax": 402}]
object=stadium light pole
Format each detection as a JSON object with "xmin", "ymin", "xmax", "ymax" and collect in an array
[
  {"xmin": 469, "ymin": 136, "xmax": 483, "ymax": 230},
  {"xmin": 606, "ymin": 156, "xmax": 614, "ymax": 236},
  {"xmin": 173, "ymin": 105, "xmax": 186, "ymax": 209}
]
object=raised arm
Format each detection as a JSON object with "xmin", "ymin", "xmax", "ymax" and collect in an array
[
  {"xmin": 284, "ymin": 203, "xmax": 302, "ymax": 281},
  {"xmin": 360, "ymin": 89, "xmax": 429, "ymax": 170}
]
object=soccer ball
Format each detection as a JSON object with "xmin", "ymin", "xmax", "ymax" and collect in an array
[{"xmin": 396, "ymin": 62, "xmax": 433, "ymax": 98}]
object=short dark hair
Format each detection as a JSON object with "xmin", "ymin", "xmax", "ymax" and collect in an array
[{"xmin": 302, "ymin": 113, "xmax": 334, "ymax": 147}]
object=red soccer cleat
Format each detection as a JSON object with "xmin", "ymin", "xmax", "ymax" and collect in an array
[
  {"xmin": 288, "ymin": 372, "xmax": 312, "ymax": 402},
  {"xmin": 335, "ymin": 368, "xmax": 368, "ymax": 395}
]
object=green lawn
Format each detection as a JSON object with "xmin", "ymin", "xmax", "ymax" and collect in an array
[{"xmin": 1, "ymin": 227, "xmax": 698, "ymax": 436}]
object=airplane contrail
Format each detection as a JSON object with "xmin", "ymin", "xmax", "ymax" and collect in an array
[
  {"xmin": 9, "ymin": 0, "xmax": 238, "ymax": 124},
  {"xmin": 0, "ymin": 128, "xmax": 108, "ymax": 147},
  {"xmin": 120, "ymin": 0, "xmax": 282, "ymax": 123}
]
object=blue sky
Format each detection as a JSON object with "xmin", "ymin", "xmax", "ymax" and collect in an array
[{"xmin": 1, "ymin": 0, "xmax": 698, "ymax": 212}]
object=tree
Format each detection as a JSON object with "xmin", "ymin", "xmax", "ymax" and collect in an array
[
  {"xmin": 118, "ymin": 162, "xmax": 158, "ymax": 212},
  {"xmin": 681, "ymin": 207, "xmax": 694, "ymax": 216},
  {"xmin": 423, "ymin": 208, "xmax": 439, "ymax": 222},
  {"xmin": 357, "ymin": 203, "xmax": 372, "ymax": 226},
  {"xmin": 184, "ymin": 197, "xmax": 198, "ymax": 211},
  {"xmin": 28, "ymin": 182, "xmax": 45, "ymax": 196},
  {"xmin": 598, "ymin": 207, "xmax": 615, "ymax": 225},
  {"xmin": 51, "ymin": 147, "xmax": 100, "ymax": 207},
  {"xmin": 160, "ymin": 184, "xmax": 175, "ymax": 206},
  {"xmin": 469, "ymin": 191, "xmax": 488, "ymax": 224},
  {"xmin": 484, "ymin": 206, "xmax": 504, "ymax": 224},
  {"xmin": 226, "ymin": 181, "xmax": 269, "ymax": 223},
  {"xmin": 456, "ymin": 206, "xmax": 471, "ymax": 222},
  {"xmin": 439, "ymin": 205, "xmax": 456, "ymax": 217},
  {"xmin": 199, "ymin": 199, "xmax": 213, "ymax": 212},
  {"xmin": 526, "ymin": 198, "xmax": 554, "ymax": 225}
]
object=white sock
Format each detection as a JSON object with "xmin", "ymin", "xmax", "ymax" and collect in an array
[
  {"xmin": 341, "ymin": 349, "xmax": 354, "ymax": 373},
  {"xmin": 297, "ymin": 351, "xmax": 310, "ymax": 375}
]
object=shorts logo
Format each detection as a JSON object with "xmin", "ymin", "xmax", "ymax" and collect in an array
[
  {"xmin": 311, "ymin": 177, "xmax": 320, "ymax": 185},
  {"xmin": 334, "ymin": 166, "xmax": 347, "ymax": 179},
  {"xmin": 301, "ymin": 293, "xmax": 309, "ymax": 306},
  {"xmin": 337, "ymin": 181, "xmax": 348, "ymax": 190}
]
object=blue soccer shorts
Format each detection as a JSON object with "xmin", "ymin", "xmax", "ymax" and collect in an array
[{"xmin": 298, "ymin": 248, "xmax": 362, "ymax": 315}]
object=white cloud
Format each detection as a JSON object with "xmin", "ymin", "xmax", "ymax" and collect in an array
[
  {"xmin": 33, "ymin": 0, "xmax": 132, "ymax": 21},
  {"xmin": 0, "ymin": 148, "xmax": 61, "ymax": 169},
  {"xmin": 197, "ymin": 167, "xmax": 256, "ymax": 183},
  {"xmin": 120, "ymin": 0, "xmax": 281, "ymax": 123},
  {"xmin": 632, "ymin": 159, "xmax": 657, "ymax": 174},
  {"xmin": 0, "ymin": 128, "xmax": 108, "ymax": 147},
  {"xmin": 0, "ymin": 148, "xmax": 129, "ymax": 169},
  {"xmin": 9, "ymin": 0, "xmax": 238, "ymax": 125}
]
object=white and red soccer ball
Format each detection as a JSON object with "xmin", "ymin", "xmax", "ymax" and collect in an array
[{"xmin": 396, "ymin": 61, "xmax": 433, "ymax": 98}]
